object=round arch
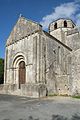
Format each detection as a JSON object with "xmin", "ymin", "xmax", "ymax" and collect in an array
[
  {"xmin": 12, "ymin": 53, "xmax": 26, "ymax": 88},
  {"xmin": 12, "ymin": 52, "xmax": 26, "ymax": 67}
]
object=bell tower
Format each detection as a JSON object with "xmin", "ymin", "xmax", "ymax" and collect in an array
[{"xmin": 49, "ymin": 18, "xmax": 76, "ymax": 43}]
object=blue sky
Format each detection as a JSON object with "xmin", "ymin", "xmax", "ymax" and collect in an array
[{"xmin": 0, "ymin": 0, "xmax": 80, "ymax": 58}]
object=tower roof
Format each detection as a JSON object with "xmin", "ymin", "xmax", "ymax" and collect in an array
[
  {"xmin": 49, "ymin": 18, "xmax": 76, "ymax": 26},
  {"xmin": 49, "ymin": 18, "xmax": 76, "ymax": 32}
]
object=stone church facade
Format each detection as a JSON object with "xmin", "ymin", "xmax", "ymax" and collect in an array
[{"xmin": 2, "ymin": 16, "xmax": 80, "ymax": 97}]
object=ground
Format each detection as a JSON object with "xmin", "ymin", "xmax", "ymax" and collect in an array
[{"xmin": 0, "ymin": 95, "xmax": 80, "ymax": 120}]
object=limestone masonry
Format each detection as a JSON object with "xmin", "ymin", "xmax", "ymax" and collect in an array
[{"xmin": 1, "ymin": 16, "xmax": 80, "ymax": 97}]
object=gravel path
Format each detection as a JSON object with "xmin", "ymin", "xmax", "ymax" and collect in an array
[{"xmin": 0, "ymin": 94, "xmax": 80, "ymax": 120}]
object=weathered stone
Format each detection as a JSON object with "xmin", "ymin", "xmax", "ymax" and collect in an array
[{"xmin": 3, "ymin": 17, "xmax": 80, "ymax": 97}]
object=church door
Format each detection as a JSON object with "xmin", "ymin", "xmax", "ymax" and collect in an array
[{"xmin": 19, "ymin": 61, "xmax": 26, "ymax": 89}]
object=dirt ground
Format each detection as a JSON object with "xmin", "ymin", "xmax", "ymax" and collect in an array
[{"xmin": 0, "ymin": 94, "xmax": 80, "ymax": 120}]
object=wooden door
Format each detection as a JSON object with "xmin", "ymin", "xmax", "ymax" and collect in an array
[{"xmin": 19, "ymin": 61, "xmax": 26, "ymax": 89}]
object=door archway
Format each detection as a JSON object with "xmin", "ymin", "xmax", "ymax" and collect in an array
[{"xmin": 19, "ymin": 61, "xmax": 26, "ymax": 89}]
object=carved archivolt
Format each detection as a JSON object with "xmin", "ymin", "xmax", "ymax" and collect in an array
[{"xmin": 12, "ymin": 52, "xmax": 26, "ymax": 68}]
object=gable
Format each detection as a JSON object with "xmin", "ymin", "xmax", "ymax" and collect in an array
[{"xmin": 6, "ymin": 17, "xmax": 42, "ymax": 46}]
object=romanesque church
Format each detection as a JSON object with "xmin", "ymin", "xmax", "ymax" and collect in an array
[{"xmin": 2, "ymin": 16, "xmax": 80, "ymax": 97}]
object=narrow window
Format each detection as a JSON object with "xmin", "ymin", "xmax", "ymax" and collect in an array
[
  {"xmin": 64, "ymin": 20, "xmax": 67, "ymax": 27},
  {"xmin": 72, "ymin": 24, "xmax": 74, "ymax": 28},
  {"xmin": 54, "ymin": 22, "xmax": 57, "ymax": 29}
]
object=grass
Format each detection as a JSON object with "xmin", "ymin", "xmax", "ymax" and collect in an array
[
  {"xmin": 48, "ymin": 93, "xmax": 57, "ymax": 97},
  {"xmin": 72, "ymin": 95, "xmax": 80, "ymax": 99},
  {"xmin": 48, "ymin": 93, "xmax": 70, "ymax": 97},
  {"xmin": 48, "ymin": 94, "xmax": 80, "ymax": 99},
  {"xmin": 48, "ymin": 93, "xmax": 80, "ymax": 98}
]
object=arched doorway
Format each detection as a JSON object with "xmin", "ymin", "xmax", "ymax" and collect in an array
[{"xmin": 19, "ymin": 61, "xmax": 26, "ymax": 89}]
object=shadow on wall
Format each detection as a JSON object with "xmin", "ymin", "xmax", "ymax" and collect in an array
[{"xmin": 3, "ymin": 113, "xmax": 80, "ymax": 120}]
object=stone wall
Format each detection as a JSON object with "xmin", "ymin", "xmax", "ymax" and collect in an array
[
  {"xmin": 40, "ymin": 31, "xmax": 72, "ymax": 95},
  {"xmin": 0, "ymin": 83, "xmax": 47, "ymax": 98},
  {"xmin": 6, "ymin": 17, "xmax": 42, "ymax": 46},
  {"xmin": 5, "ymin": 29, "xmax": 72, "ymax": 97},
  {"xmin": 66, "ymin": 30, "xmax": 80, "ymax": 51},
  {"xmin": 56, "ymin": 75, "xmax": 70, "ymax": 95},
  {"xmin": 48, "ymin": 21, "xmax": 80, "ymax": 96},
  {"xmin": 49, "ymin": 19, "xmax": 75, "ymax": 32},
  {"xmin": 5, "ymin": 17, "xmax": 80, "ymax": 97},
  {"xmin": 49, "ymin": 19, "xmax": 75, "ymax": 43},
  {"xmin": 5, "ymin": 32, "xmax": 39, "ymax": 84},
  {"xmin": 69, "ymin": 49, "xmax": 80, "ymax": 95}
]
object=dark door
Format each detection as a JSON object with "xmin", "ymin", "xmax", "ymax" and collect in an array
[{"xmin": 19, "ymin": 61, "xmax": 26, "ymax": 89}]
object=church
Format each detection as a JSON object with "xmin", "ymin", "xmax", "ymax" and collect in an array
[{"xmin": 2, "ymin": 16, "xmax": 80, "ymax": 97}]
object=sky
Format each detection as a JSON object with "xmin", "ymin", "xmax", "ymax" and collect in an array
[{"xmin": 0, "ymin": 0, "xmax": 80, "ymax": 58}]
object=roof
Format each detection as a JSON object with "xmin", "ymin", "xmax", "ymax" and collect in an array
[
  {"xmin": 21, "ymin": 16, "xmax": 42, "ymax": 27},
  {"xmin": 43, "ymin": 30, "xmax": 72, "ymax": 51},
  {"xmin": 6, "ymin": 16, "xmax": 42, "ymax": 46},
  {"xmin": 49, "ymin": 18, "xmax": 76, "ymax": 28},
  {"xmin": 6, "ymin": 16, "xmax": 73, "ymax": 51}
]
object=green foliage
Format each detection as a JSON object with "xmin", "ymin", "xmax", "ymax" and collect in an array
[
  {"xmin": 48, "ymin": 93, "xmax": 70, "ymax": 97},
  {"xmin": 72, "ymin": 96, "xmax": 80, "ymax": 99},
  {"xmin": 0, "ymin": 58, "xmax": 4, "ymax": 84}
]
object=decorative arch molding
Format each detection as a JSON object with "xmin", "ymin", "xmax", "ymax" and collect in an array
[
  {"xmin": 12, "ymin": 52, "xmax": 27, "ymax": 68},
  {"xmin": 11, "ymin": 52, "xmax": 27, "ymax": 86},
  {"xmin": 17, "ymin": 59, "xmax": 25, "ymax": 68}
]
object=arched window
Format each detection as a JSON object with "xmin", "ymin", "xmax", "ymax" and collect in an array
[
  {"xmin": 72, "ymin": 24, "xmax": 74, "ymax": 28},
  {"xmin": 54, "ymin": 22, "xmax": 57, "ymax": 29},
  {"xmin": 64, "ymin": 20, "xmax": 67, "ymax": 27}
]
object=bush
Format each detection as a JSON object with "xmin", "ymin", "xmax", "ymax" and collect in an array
[
  {"xmin": 0, "ymin": 58, "xmax": 4, "ymax": 84},
  {"xmin": 72, "ymin": 96, "xmax": 80, "ymax": 99},
  {"xmin": 48, "ymin": 93, "xmax": 57, "ymax": 97}
]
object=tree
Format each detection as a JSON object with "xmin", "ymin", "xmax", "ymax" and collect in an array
[{"xmin": 0, "ymin": 58, "xmax": 4, "ymax": 84}]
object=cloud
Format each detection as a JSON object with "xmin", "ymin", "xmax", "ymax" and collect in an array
[
  {"xmin": 40, "ymin": 1, "xmax": 80, "ymax": 29},
  {"xmin": 76, "ymin": 14, "xmax": 80, "ymax": 26}
]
